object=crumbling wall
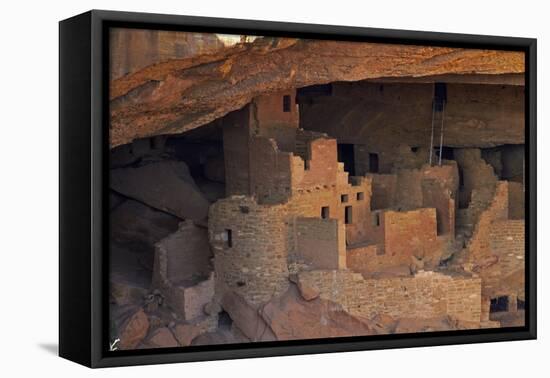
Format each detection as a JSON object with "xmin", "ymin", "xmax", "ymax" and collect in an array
[
  {"xmin": 384, "ymin": 208, "xmax": 442, "ymax": 266},
  {"xmin": 487, "ymin": 220, "xmax": 525, "ymax": 297},
  {"xmin": 295, "ymin": 217, "xmax": 346, "ymax": 270},
  {"xmin": 501, "ymin": 144, "xmax": 525, "ymax": 183},
  {"xmin": 249, "ymin": 136, "xmax": 294, "ymax": 204},
  {"xmin": 368, "ymin": 174, "xmax": 397, "ymax": 210},
  {"xmin": 458, "ymin": 181, "xmax": 508, "ymax": 266},
  {"xmin": 393, "ymin": 169, "xmax": 424, "ymax": 210},
  {"xmin": 508, "ymin": 181, "xmax": 525, "ymax": 220},
  {"xmin": 452, "ymin": 181, "xmax": 513, "ymax": 321},
  {"xmin": 209, "ymin": 196, "xmax": 290, "ymax": 305},
  {"xmin": 223, "ymin": 108, "xmax": 251, "ymax": 196},
  {"xmin": 454, "ymin": 148, "xmax": 498, "ymax": 210},
  {"xmin": 346, "ymin": 244, "xmax": 383, "ymax": 273},
  {"xmin": 223, "ymin": 91, "xmax": 300, "ymax": 198},
  {"xmin": 298, "ymin": 270, "xmax": 482, "ymax": 322},
  {"xmin": 422, "ymin": 180, "xmax": 455, "ymax": 236},
  {"xmin": 347, "ymin": 207, "xmax": 447, "ymax": 274},
  {"xmin": 368, "ymin": 164, "xmax": 457, "ymax": 238},
  {"xmin": 153, "ymin": 221, "xmax": 212, "ymax": 285},
  {"xmin": 152, "ymin": 221, "xmax": 215, "ymax": 320},
  {"xmin": 250, "ymin": 91, "xmax": 299, "ymax": 152},
  {"xmin": 291, "ymin": 137, "xmax": 339, "ymax": 190}
]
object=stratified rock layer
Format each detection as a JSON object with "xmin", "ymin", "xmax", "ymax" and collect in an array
[{"xmin": 110, "ymin": 38, "xmax": 524, "ymax": 147}]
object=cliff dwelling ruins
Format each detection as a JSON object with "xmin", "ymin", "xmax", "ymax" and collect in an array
[{"xmin": 108, "ymin": 29, "xmax": 526, "ymax": 350}]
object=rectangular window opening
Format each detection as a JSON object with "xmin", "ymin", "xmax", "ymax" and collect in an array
[
  {"xmin": 369, "ymin": 153, "xmax": 379, "ymax": 173},
  {"xmin": 283, "ymin": 95, "xmax": 291, "ymax": 112},
  {"xmin": 224, "ymin": 229, "xmax": 233, "ymax": 248},
  {"xmin": 373, "ymin": 213, "xmax": 380, "ymax": 226},
  {"xmin": 517, "ymin": 298, "xmax": 525, "ymax": 310},
  {"xmin": 345, "ymin": 206, "xmax": 353, "ymax": 224},
  {"xmin": 357, "ymin": 192, "xmax": 364, "ymax": 201},
  {"xmin": 341, "ymin": 194, "xmax": 349, "ymax": 203},
  {"xmin": 459, "ymin": 167, "xmax": 465, "ymax": 189},
  {"xmin": 321, "ymin": 206, "xmax": 330, "ymax": 219},
  {"xmin": 490, "ymin": 296, "xmax": 509, "ymax": 313},
  {"xmin": 337, "ymin": 144, "xmax": 356, "ymax": 176}
]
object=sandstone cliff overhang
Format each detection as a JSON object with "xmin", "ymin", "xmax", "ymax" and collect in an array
[{"xmin": 110, "ymin": 37, "xmax": 524, "ymax": 147}]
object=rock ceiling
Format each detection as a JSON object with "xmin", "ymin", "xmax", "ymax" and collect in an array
[{"xmin": 110, "ymin": 37, "xmax": 524, "ymax": 147}]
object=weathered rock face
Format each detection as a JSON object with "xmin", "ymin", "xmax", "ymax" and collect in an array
[
  {"xmin": 110, "ymin": 28, "xmax": 226, "ymax": 80},
  {"xmin": 393, "ymin": 316, "xmax": 481, "ymax": 334},
  {"xmin": 220, "ymin": 291, "xmax": 277, "ymax": 342},
  {"xmin": 110, "ymin": 199, "xmax": 180, "ymax": 296},
  {"xmin": 110, "ymin": 199, "xmax": 180, "ymax": 252},
  {"xmin": 299, "ymin": 81, "xmax": 524, "ymax": 153},
  {"xmin": 110, "ymin": 160, "xmax": 211, "ymax": 221},
  {"xmin": 218, "ymin": 285, "xmax": 378, "ymax": 342},
  {"xmin": 111, "ymin": 306, "xmax": 150, "ymax": 350},
  {"xmin": 259, "ymin": 285, "xmax": 376, "ymax": 340},
  {"xmin": 142, "ymin": 327, "xmax": 179, "ymax": 348},
  {"xmin": 173, "ymin": 323, "xmax": 205, "ymax": 346},
  {"xmin": 109, "ymin": 37, "xmax": 524, "ymax": 147}
]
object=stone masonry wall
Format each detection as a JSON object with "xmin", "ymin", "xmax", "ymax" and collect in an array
[
  {"xmin": 455, "ymin": 148, "xmax": 498, "ymax": 210},
  {"xmin": 295, "ymin": 217, "xmax": 346, "ymax": 270},
  {"xmin": 487, "ymin": 220, "xmax": 525, "ymax": 299},
  {"xmin": 368, "ymin": 163, "xmax": 457, "ymax": 237},
  {"xmin": 422, "ymin": 179, "xmax": 455, "ymax": 236},
  {"xmin": 508, "ymin": 181, "xmax": 525, "ymax": 220},
  {"xmin": 368, "ymin": 173, "xmax": 397, "ymax": 210},
  {"xmin": 209, "ymin": 196, "xmax": 290, "ymax": 305},
  {"xmin": 452, "ymin": 181, "xmax": 512, "ymax": 321},
  {"xmin": 384, "ymin": 208, "xmax": 443, "ymax": 268},
  {"xmin": 250, "ymin": 91, "xmax": 299, "ymax": 153},
  {"xmin": 249, "ymin": 136, "xmax": 294, "ymax": 204},
  {"xmin": 298, "ymin": 270, "xmax": 482, "ymax": 322},
  {"xmin": 287, "ymin": 175, "xmax": 373, "ymax": 247},
  {"xmin": 457, "ymin": 181, "xmax": 509, "ymax": 267},
  {"xmin": 292, "ymin": 137, "xmax": 339, "ymax": 190}
]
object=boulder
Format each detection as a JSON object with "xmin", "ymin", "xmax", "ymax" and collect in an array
[
  {"xmin": 112, "ymin": 306, "xmax": 149, "ymax": 350},
  {"xmin": 173, "ymin": 322, "xmax": 212, "ymax": 346},
  {"xmin": 143, "ymin": 327, "xmax": 178, "ymax": 348},
  {"xmin": 191, "ymin": 328, "xmax": 250, "ymax": 346},
  {"xmin": 203, "ymin": 301, "xmax": 222, "ymax": 316},
  {"xmin": 260, "ymin": 284, "xmax": 375, "ymax": 340},
  {"xmin": 110, "ymin": 199, "xmax": 180, "ymax": 292},
  {"xmin": 221, "ymin": 291, "xmax": 276, "ymax": 342},
  {"xmin": 295, "ymin": 277, "xmax": 320, "ymax": 301},
  {"xmin": 111, "ymin": 199, "xmax": 180, "ymax": 251},
  {"xmin": 110, "ymin": 160, "xmax": 211, "ymax": 221},
  {"xmin": 110, "ymin": 279, "xmax": 148, "ymax": 306},
  {"xmin": 369, "ymin": 313, "xmax": 397, "ymax": 334},
  {"xmin": 392, "ymin": 316, "xmax": 479, "ymax": 334}
]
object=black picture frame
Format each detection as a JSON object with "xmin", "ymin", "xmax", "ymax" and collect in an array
[{"xmin": 59, "ymin": 9, "xmax": 537, "ymax": 368}]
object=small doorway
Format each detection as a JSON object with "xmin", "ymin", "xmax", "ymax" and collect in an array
[
  {"xmin": 369, "ymin": 153, "xmax": 379, "ymax": 173},
  {"xmin": 337, "ymin": 144, "xmax": 356, "ymax": 176}
]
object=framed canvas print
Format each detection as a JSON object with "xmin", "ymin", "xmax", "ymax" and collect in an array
[{"xmin": 59, "ymin": 10, "xmax": 536, "ymax": 368}]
